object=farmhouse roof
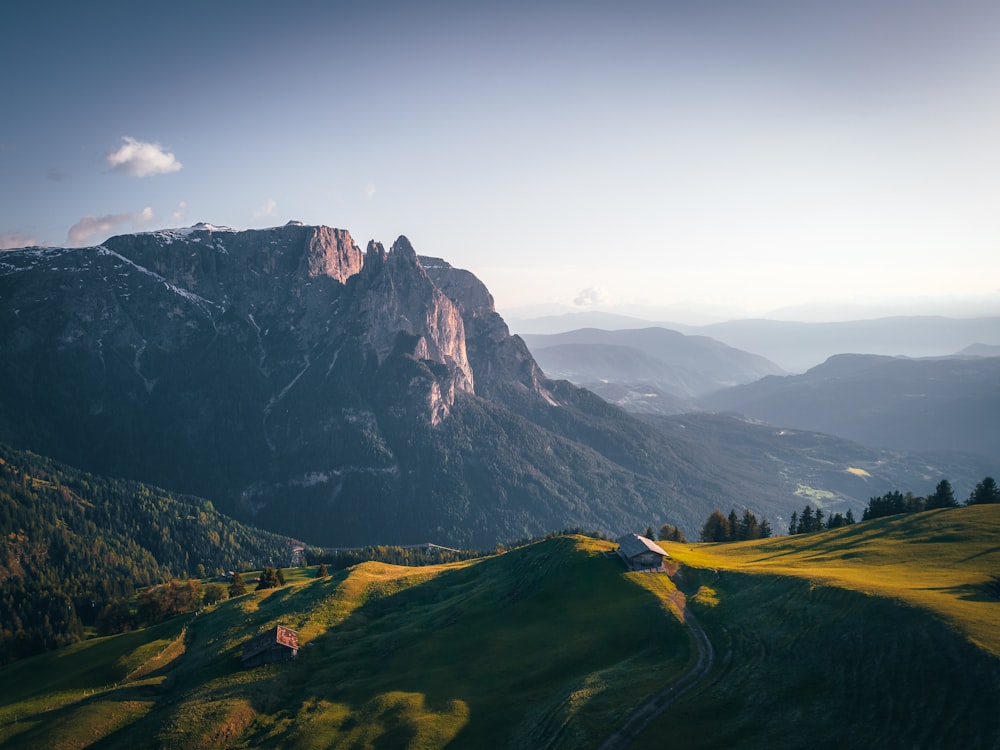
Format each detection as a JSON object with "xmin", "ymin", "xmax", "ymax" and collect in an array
[
  {"xmin": 616, "ymin": 533, "xmax": 669, "ymax": 559},
  {"xmin": 241, "ymin": 624, "xmax": 299, "ymax": 661}
]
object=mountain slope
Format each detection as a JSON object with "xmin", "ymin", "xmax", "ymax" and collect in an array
[
  {"xmin": 699, "ymin": 354, "xmax": 1000, "ymax": 464},
  {"xmin": 2, "ymin": 226, "xmax": 991, "ymax": 546},
  {"xmin": 2, "ymin": 513, "xmax": 999, "ymax": 749},
  {"xmin": 0, "ymin": 226, "xmax": 727, "ymax": 545},
  {"xmin": 520, "ymin": 327, "xmax": 784, "ymax": 413},
  {"xmin": 0, "ymin": 536, "xmax": 692, "ymax": 749},
  {"xmin": 638, "ymin": 412, "xmax": 993, "ymax": 529},
  {"xmin": 0, "ymin": 443, "xmax": 294, "ymax": 662}
]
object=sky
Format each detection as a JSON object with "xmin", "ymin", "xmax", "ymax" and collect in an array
[{"xmin": 2, "ymin": 0, "xmax": 999, "ymax": 322}]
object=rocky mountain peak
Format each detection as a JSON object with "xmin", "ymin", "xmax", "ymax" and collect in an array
[
  {"xmin": 349, "ymin": 235, "xmax": 474, "ymax": 403},
  {"xmin": 303, "ymin": 226, "xmax": 363, "ymax": 282}
]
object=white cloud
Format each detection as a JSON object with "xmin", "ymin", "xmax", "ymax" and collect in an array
[
  {"xmin": 105, "ymin": 136, "xmax": 182, "ymax": 177},
  {"xmin": 0, "ymin": 230, "xmax": 42, "ymax": 250},
  {"xmin": 68, "ymin": 207, "xmax": 154, "ymax": 246},
  {"xmin": 171, "ymin": 200, "xmax": 188, "ymax": 222},
  {"xmin": 574, "ymin": 287, "xmax": 613, "ymax": 307},
  {"xmin": 253, "ymin": 197, "xmax": 277, "ymax": 220}
]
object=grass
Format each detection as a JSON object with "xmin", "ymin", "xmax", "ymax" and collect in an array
[
  {"xmin": 664, "ymin": 504, "xmax": 1000, "ymax": 655},
  {"xmin": 0, "ymin": 536, "xmax": 691, "ymax": 749},
  {"xmin": 626, "ymin": 504, "xmax": 1000, "ymax": 750},
  {"xmin": 5, "ymin": 509, "xmax": 998, "ymax": 749}
]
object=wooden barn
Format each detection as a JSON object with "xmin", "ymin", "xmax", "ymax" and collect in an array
[
  {"xmin": 241, "ymin": 624, "xmax": 299, "ymax": 668},
  {"xmin": 616, "ymin": 533, "xmax": 670, "ymax": 571}
]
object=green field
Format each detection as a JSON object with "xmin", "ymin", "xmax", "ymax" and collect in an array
[
  {"xmin": 634, "ymin": 504, "xmax": 1000, "ymax": 749},
  {"xmin": 0, "ymin": 536, "xmax": 691, "ymax": 749},
  {"xmin": 2, "ymin": 507, "xmax": 999, "ymax": 749}
]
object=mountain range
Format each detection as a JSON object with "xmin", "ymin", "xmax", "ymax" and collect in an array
[
  {"xmin": 698, "ymin": 353, "xmax": 1000, "ymax": 465},
  {"xmin": 520, "ymin": 327, "xmax": 784, "ymax": 414},
  {"xmin": 1, "ymin": 224, "xmax": 992, "ymax": 547},
  {"xmin": 511, "ymin": 311, "xmax": 1000, "ymax": 372}
]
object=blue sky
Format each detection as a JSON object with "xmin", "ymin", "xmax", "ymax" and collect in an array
[{"xmin": 3, "ymin": 0, "xmax": 999, "ymax": 321}]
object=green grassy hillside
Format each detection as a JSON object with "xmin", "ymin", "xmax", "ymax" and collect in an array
[
  {"xmin": 0, "ymin": 444, "xmax": 294, "ymax": 663},
  {"xmin": 665, "ymin": 504, "xmax": 1000, "ymax": 655},
  {"xmin": 3, "ymin": 510, "xmax": 999, "ymax": 750},
  {"xmin": 0, "ymin": 536, "xmax": 691, "ymax": 749},
  {"xmin": 631, "ymin": 505, "xmax": 1000, "ymax": 750}
]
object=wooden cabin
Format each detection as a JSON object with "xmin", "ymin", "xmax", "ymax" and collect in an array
[
  {"xmin": 616, "ymin": 533, "xmax": 670, "ymax": 571},
  {"xmin": 241, "ymin": 624, "xmax": 299, "ymax": 668}
]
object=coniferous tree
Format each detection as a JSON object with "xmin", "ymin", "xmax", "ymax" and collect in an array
[
  {"xmin": 738, "ymin": 508, "xmax": 759, "ymax": 541},
  {"xmin": 228, "ymin": 572, "xmax": 247, "ymax": 598},
  {"xmin": 845, "ymin": 508, "xmax": 856, "ymax": 525},
  {"xmin": 927, "ymin": 479, "xmax": 958, "ymax": 509},
  {"xmin": 644, "ymin": 525, "xmax": 656, "ymax": 540},
  {"xmin": 759, "ymin": 518, "xmax": 772, "ymax": 538},
  {"xmin": 316, "ymin": 563, "xmax": 329, "ymax": 578},
  {"xmin": 799, "ymin": 506, "xmax": 815, "ymax": 534},
  {"xmin": 659, "ymin": 524, "xmax": 687, "ymax": 543},
  {"xmin": 968, "ymin": 477, "xmax": 1000, "ymax": 505},
  {"xmin": 256, "ymin": 566, "xmax": 279, "ymax": 590},
  {"xmin": 700, "ymin": 510, "xmax": 730, "ymax": 542},
  {"xmin": 727, "ymin": 510, "xmax": 740, "ymax": 541},
  {"xmin": 788, "ymin": 511, "xmax": 799, "ymax": 535}
]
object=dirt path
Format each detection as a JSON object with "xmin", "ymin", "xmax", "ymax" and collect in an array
[{"xmin": 598, "ymin": 592, "xmax": 715, "ymax": 750}]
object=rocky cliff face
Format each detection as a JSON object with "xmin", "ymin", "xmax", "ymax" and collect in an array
[{"xmin": 0, "ymin": 223, "xmax": 721, "ymax": 546}]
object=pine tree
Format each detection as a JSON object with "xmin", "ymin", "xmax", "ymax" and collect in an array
[
  {"xmin": 644, "ymin": 525, "xmax": 656, "ymax": 540},
  {"xmin": 256, "ymin": 566, "xmax": 279, "ymax": 590},
  {"xmin": 845, "ymin": 508, "xmax": 856, "ymax": 525},
  {"xmin": 700, "ymin": 510, "xmax": 730, "ymax": 543},
  {"xmin": 968, "ymin": 477, "xmax": 1000, "ymax": 505},
  {"xmin": 739, "ymin": 508, "xmax": 759, "ymax": 541},
  {"xmin": 228, "ymin": 572, "xmax": 247, "ymax": 598},
  {"xmin": 789, "ymin": 511, "xmax": 799, "ymax": 535},
  {"xmin": 800, "ymin": 506, "xmax": 814, "ymax": 534},
  {"xmin": 927, "ymin": 479, "xmax": 958, "ymax": 509},
  {"xmin": 727, "ymin": 509, "xmax": 740, "ymax": 541},
  {"xmin": 316, "ymin": 563, "xmax": 329, "ymax": 578}
]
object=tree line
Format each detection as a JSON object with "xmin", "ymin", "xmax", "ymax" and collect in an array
[
  {"xmin": 699, "ymin": 508, "xmax": 772, "ymax": 542},
  {"xmin": 789, "ymin": 505, "xmax": 855, "ymax": 534},
  {"xmin": 306, "ymin": 544, "xmax": 484, "ymax": 570},
  {"xmin": 863, "ymin": 477, "xmax": 999, "ymax": 521}
]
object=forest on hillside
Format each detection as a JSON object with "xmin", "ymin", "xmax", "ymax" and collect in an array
[{"xmin": 0, "ymin": 445, "xmax": 293, "ymax": 663}]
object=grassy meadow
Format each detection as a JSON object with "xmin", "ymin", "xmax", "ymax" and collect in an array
[
  {"xmin": 0, "ymin": 536, "xmax": 691, "ymax": 749},
  {"xmin": 664, "ymin": 503, "xmax": 1000, "ymax": 655},
  {"xmin": 634, "ymin": 504, "xmax": 1000, "ymax": 750},
  {"xmin": 2, "ymin": 507, "xmax": 998, "ymax": 749}
]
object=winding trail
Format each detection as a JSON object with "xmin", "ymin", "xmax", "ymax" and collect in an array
[{"xmin": 598, "ymin": 583, "xmax": 715, "ymax": 750}]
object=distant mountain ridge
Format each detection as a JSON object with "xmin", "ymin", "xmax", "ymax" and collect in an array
[
  {"xmin": 699, "ymin": 353, "xmax": 1000, "ymax": 464},
  {"xmin": 510, "ymin": 311, "xmax": 1000, "ymax": 372},
  {"xmin": 521, "ymin": 327, "xmax": 784, "ymax": 414}
]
